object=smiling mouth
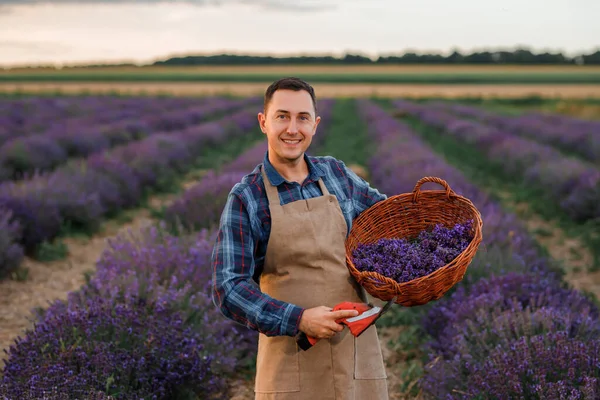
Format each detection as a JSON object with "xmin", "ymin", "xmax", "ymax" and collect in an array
[{"xmin": 282, "ymin": 139, "xmax": 302, "ymax": 144}]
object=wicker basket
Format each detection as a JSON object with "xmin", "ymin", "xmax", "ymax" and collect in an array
[{"xmin": 345, "ymin": 176, "xmax": 483, "ymax": 307}]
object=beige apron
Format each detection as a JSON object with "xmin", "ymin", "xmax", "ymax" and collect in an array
[{"xmin": 254, "ymin": 166, "xmax": 389, "ymax": 400}]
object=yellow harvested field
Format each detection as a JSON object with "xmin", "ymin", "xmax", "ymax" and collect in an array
[{"xmin": 2, "ymin": 82, "xmax": 600, "ymax": 98}]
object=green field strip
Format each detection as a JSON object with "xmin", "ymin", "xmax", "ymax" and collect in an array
[
  {"xmin": 311, "ymin": 98, "xmax": 375, "ymax": 165},
  {"xmin": 2, "ymin": 71, "xmax": 600, "ymax": 84}
]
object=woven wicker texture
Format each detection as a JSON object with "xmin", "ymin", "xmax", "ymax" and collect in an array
[{"xmin": 345, "ymin": 176, "xmax": 483, "ymax": 307}]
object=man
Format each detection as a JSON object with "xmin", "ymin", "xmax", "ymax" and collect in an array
[{"xmin": 211, "ymin": 77, "xmax": 389, "ymax": 400}]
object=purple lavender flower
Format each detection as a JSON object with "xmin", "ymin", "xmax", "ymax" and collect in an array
[
  {"xmin": 0, "ymin": 207, "xmax": 24, "ymax": 279},
  {"xmin": 432, "ymin": 101, "xmax": 600, "ymax": 164},
  {"xmin": 164, "ymin": 170, "xmax": 248, "ymax": 232},
  {"xmin": 0, "ymin": 99, "xmax": 261, "ymax": 257},
  {"xmin": 86, "ymin": 154, "xmax": 144, "ymax": 210},
  {"xmin": 0, "ymin": 188, "xmax": 63, "ymax": 252},
  {"xmin": 0, "ymin": 135, "xmax": 68, "ymax": 180},
  {"xmin": 419, "ymin": 271, "xmax": 600, "ymax": 398},
  {"xmin": 422, "ymin": 271, "xmax": 598, "ymax": 346},
  {"xmin": 39, "ymin": 224, "xmax": 257, "ymax": 376},
  {"xmin": 421, "ymin": 331, "xmax": 600, "ymax": 400},
  {"xmin": 351, "ymin": 220, "xmax": 474, "ymax": 283},
  {"xmin": 1, "ymin": 295, "xmax": 231, "ymax": 399},
  {"xmin": 466, "ymin": 332, "xmax": 600, "ymax": 399},
  {"xmin": 0, "ymin": 96, "xmax": 259, "ymax": 183}
]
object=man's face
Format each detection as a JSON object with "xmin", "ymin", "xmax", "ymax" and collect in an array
[{"xmin": 258, "ymin": 89, "xmax": 321, "ymax": 164}]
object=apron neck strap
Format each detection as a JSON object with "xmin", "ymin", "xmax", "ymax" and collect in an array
[
  {"xmin": 260, "ymin": 164, "xmax": 330, "ymax": 206},
  {"xmin": 261, "ymin": 165, "xmax": 280, "ymax": 205},
  {"xmin": 317, "ymin": 176, "xmax": 330, "ymax": 195}
]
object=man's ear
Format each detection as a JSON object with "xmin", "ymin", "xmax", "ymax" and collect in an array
[
  {"xmin": 257, "ymin": 112, "xmax": 267, "ymax": 134},
  {"xmin": 313, "ymin": 115, "xmax": 321, "ymax": 134}
]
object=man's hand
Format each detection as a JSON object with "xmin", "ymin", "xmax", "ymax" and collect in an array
[{"xmin": 298, "ymin": 306, "xmax": 359, "ymax": 339}]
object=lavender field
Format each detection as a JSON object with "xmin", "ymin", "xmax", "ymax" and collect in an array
[{"xmin": 0, "ymin": 94, "xmax": 599, "ymax": 399}]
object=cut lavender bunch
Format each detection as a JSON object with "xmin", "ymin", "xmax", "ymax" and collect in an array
[{"xmin": 351, "ymin": 220, "xmax": 474, "ymax": 283}]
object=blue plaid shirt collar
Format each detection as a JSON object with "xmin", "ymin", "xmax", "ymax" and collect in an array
[{"xmin": 262, "ymin": 150, "xmax": 326, "ymax": 186}]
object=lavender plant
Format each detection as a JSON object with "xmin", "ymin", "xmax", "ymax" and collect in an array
[
  {"xmin": 0, "ymin": 191, "xmax": 63, "ymax": 252},
  {"xmin": 393, "ymin": 99, "xmax": 600, "ymax": 223},
  {"xmin": 1, "ymin": 296, "xmax": 229, "ymax": 400},
  {"xmin": 0, "ymin": 135, "xmax": 68, "ymax": 179},
  {"xmin": 0, "ymin": 96, "xmax": 254, "ymax": 182},
  {"xmin": 0, "ymin": 101, "xmax": 262, "ymax": 269},
  {"xmin": 37, "ymin": 224, "xmax": 257, "ymax": 381},
  {"xmin": 0, "ymin": 207, "xmax": 24, "ymax": 279},
  {"xmin": 430, "ymin": 101, "xmax": 600, "ymax": 164},
  {"xmin": 422, "ymin": 271, "xmax": 598, "ymax": 347},
  {"xmin": 422, "ymin": 331, "xmax": 600, "ymax": 400},
  {"xmin": 163, "ymin": 170, "xmax": 248, "ymax": 233}
]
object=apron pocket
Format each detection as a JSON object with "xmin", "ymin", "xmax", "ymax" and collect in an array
[
  {"xmin": 354, "ymin": 325, "xmax": 388, "ymax": 380},
  {"xmin": 255, "ymin": 334, "xmax": 301, "ymax": 393}
]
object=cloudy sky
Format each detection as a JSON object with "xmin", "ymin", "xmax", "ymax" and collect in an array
[{"xmin": 1, "ymin": 0, "xmax": 598, "ymax": 67}]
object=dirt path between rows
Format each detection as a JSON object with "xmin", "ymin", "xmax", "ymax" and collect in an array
[
  {"xmin": 493, "ymin": 190, "xmax": 599, "ymax": 298},
  {"xmin": 0, "ymin": 174, "xmax": 204, "ymax": 369}
]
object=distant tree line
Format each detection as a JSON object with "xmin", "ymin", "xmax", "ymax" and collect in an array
[
  {"xmin": 150, "ymin": 49, "xmax": 600, "ymax": 66},
  {"xmin": 7, "ymin": 48, "xmax": 600, "ymax": 69}
]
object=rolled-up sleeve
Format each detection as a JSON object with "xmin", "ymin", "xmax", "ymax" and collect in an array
[{"xmin": 211, "ymin": 190, "xmax": 305, "ymax": 337}]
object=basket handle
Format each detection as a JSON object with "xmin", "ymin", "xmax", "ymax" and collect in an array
[{"xmin": 412, "ymin": 176, "xmax": 455, "ymax": 202}]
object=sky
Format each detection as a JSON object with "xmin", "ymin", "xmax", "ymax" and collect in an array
[{"xmin": 0, "ymin": 0, "xmax": 599, "ymax": 67}]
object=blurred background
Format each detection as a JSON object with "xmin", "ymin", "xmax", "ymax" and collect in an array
[
  {"xmin": 1, "ymin": 2, "xmax": 600, "ymax": 400},
  {"xmin": 1, "ymin": 0, "xmax": 599, "ymax": 101}
]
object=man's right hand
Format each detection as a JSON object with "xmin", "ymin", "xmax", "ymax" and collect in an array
[{"xmin": 298, "ymin": 306, "xmax": 359, "ymax": 339}]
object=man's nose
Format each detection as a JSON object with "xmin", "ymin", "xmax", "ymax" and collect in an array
[{"xmin": 286, "ymin": 119, "xmax": 299, "ymax": 134}]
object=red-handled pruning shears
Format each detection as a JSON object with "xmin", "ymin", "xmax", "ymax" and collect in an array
[{"xmin": 295, "ymin": 296, "xmax": 397, "ymax": 351}]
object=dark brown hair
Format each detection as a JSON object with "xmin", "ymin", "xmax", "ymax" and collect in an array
[{"xmin": 264, "ymin": 77, "xmax": 317, "ymax": 114}]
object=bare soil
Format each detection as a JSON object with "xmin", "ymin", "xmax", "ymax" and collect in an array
[
  {"xmin": 493, "ymin": 191, "xmax": 599, "ymax": 297},
  {"xmin": 2, "ymin": 82, "xmax": 600, "ymax": 98}
]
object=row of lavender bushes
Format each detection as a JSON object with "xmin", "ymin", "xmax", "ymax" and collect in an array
[
  {"xmin": 356, "ymin": 99, "xmax": 600, "ymax": 399},
  {"xmin": 427, "ymin": 100, "xmax": 600, "ymax": 164},
  {"xmin": 0, "ymin": 96, "xmax": 203, "ymax": 147},
  {"xmin": 0, "ymin": 99, "xmax": 335, "ymax": 399},
  {"xmin": 0, "ymin": 96, "xmax": 249, "ymax": 182},
  {"xmin": 0, "ymin": 97, "xmax": 261, "ymax": 281},
  {"xmin": 0, "ymin": 226, "xmax": 255, "ymax": 399},
  {"xmin": 392, "ymin": 99, "xmax": 600, "ymax": 224}
]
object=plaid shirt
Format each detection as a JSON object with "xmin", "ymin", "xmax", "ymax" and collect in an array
[{"xmin": 211, "ymin": 151, "xmax": 387, "ymax": 337}]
